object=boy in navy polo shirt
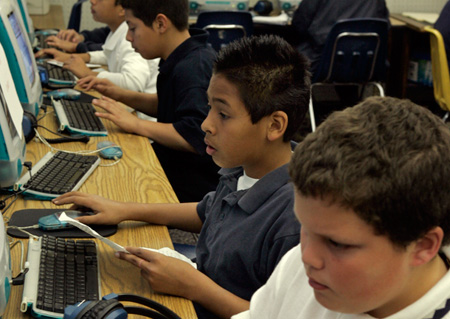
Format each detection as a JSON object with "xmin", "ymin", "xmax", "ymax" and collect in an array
[
  {"xmin": 53, "ymin": 35, "xmax": 311, "ymax": 318},
  {"xmin": 76, "ymin": 0, "xmax": 219, "ymax": 202}
]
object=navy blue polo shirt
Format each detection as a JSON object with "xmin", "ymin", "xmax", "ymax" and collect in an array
[
  {"xmin": 194, "ymin": 164, "xmax": 301, "ymax": 319},
  {"xmin": 152, "ymin": 28, "xmax": 220, "ymax": 202}
]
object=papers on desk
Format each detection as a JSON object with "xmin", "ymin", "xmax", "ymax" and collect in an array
[
  {"xmin": 59, "ymin": 212, "xmax": 129, "ymax": 253},
  {"xmin": 252, "ymin": 11, "xmax": 290, "ymax": 25},
  {"xmin": 47, "ymin": 59, "xmax": 103, "ymax": 69},
  {"xmin": 402, "ymin": 12, "xmax": 439, "ymax": 25},
  {"xmin": 59, "ymin": 212, "xmax": 197, "ymax": 268}
]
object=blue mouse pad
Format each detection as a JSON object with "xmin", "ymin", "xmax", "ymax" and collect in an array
[{"xmin": 7, "ymin": 209, "xmax": 117, "ymax": 238}]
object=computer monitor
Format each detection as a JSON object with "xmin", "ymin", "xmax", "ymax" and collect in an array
[
  {"xmin": 0, "ymin": 215, "xmax": 11, "ymax": 317},
  {"xmin": 0, "ymin": 71, "xmax": 26, "ymax": 189},
  {"xmin": 12, "ymin": 0, "xmax": 34, "ymax": 43},
  {"xmin": 0, "ymin": 0, "xmax": 42, "ymax": 117}
]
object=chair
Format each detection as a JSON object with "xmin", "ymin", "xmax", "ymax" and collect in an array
[
  {"xmin": 67, "ymin": 0, "xmax": 88, "ymax": 32},
  {"xmin": 423, "ymin": 26, "xmax": 450, "ymax": 121},
  {"xmin": 195, "ymin": 11, "xmax": 253, "ymax": 51},
  {"xmin": 309, "ymin": 18, "xmax": 389, "ymax": 131}
]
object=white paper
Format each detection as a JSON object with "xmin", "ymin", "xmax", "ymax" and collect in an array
[
  {"xmin": 59, "ymin": 212, "xmax": 129, "ymax": 253},
  {"xmin": 47, "ymin": 59, "xmax": 102, "ymax": 69},
  {"xmin": 0, "ymin": 44, "xmax": 23, "ymax": 139},
  {"xmin": 141, "ymin": 247, "xmax": 197, "ymax": 268}
]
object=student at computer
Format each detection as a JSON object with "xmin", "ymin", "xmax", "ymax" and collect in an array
[
  {"xmin": 232, "ymin": 96, "xmax": 450, "ymax": 319},
  {"xmin": 53, "ymin": 34, "xmax": 311, "ymax": 318},
  {"xmin": 35, "ymin": 0, "xmax": 156, "ymax": 95},
  {"xmin": 45, "ymin": 26, "xmax": 110, "ymax": 53},
  {"xmin": 73, "ymin": 0, "xmax": 220, "ymax": 202},
  {"xmin": 291, "ymin": 0, "xmax": 389, "ymax": 75}
]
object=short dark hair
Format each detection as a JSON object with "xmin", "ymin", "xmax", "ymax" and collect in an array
[
  {"xmin": 213, "ymin": 35, "xmax": 311, "ymax": 142},
  {"xmin": 290, "ymin": 96, "xmax": 450, "ymax": 248},
  {"xmin": 119, "ymin": 0, "xmax": 189, "ymax": 31}
]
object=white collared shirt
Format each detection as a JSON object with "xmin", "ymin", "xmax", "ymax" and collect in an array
[{"xmin": 89, "ymin": 21, "xmax": 158, "ymax": 93}]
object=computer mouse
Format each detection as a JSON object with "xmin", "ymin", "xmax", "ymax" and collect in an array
[
  {"xmin": 46, "ymin": 88, "xmax": 81, "ymax": 100},
  {"xmin": 97, "ymin": 141, "xmax": 123, "ymax": 159}
]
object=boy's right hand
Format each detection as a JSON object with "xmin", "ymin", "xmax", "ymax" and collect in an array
[
  {"xmin": 52, "ymin": 191, "xmax": 126, "ymax": 225},
  {"xmin": 57, "ymin": 29, "xmax": 85, "ymax": 43},
  {"xmin": 78, "ymin": 77, "xmax": 124, "ymax": 101},
  {"xmin": 45, "ymin": 35, "xmax": 78, "ymax": 53}
]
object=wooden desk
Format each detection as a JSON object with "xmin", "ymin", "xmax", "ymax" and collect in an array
[
  {"xmin": 2, "ymin": 91, "xmax": 197, "ymax": 318},
  {"xmin": 30, "ymin": 5, "xmax": 65, "ymax": 30}
]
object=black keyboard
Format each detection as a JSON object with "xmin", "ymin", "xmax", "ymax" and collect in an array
[
  {"xmin": 47, "ymin": 65, "xmax": 76, "ymax": 82},
  {"xmin": 36, "ymin": 33, "xmax": 51, "ymax": 49},
  {"xmin": 60, "ymin": 99, "xmax": 107, "ymax": 133},
  {"xmin": 35, "ymin": 235, "xmax": 100, "ymax": 314},
  {"xmin": 22, "ymin": 151, "xmax": 100, "ymax": 198}
]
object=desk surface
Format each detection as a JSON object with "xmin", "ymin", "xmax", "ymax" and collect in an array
[{"xmin": 2, "ymin": 91, "xmax": 197, "ymax": 318}]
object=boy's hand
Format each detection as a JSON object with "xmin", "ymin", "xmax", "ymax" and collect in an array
[
  {"xmin": 45, "ymin": 35, "xmax": 78, "ymax": 53},
  {"xmin": 35, "ymin": 48, "xmax": 71, "ymax": 62},
  {"xmin": 52, "ymin": 191, "xmax": 126, "ymax": 225},
  {"xmin": 77, "ymin": 77, "xmax": 124, "ymax": 100},
  {"xmin": 64, "ymin": 55, "xmax": 95, "ymax": 78},
  {"xmin": 57, "ymin": 29, "xmax": 85, "ymax": 43},
  {"xmin": 93, "ymin": 96, "xmax": 140, "ymax": 134},
  {"xmin": 116, "ymin": 247, "xmax": 198, "ymax": 298}
]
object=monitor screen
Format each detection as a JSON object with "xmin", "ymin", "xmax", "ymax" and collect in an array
[
  {"xmin": 0, "ymin": 87, "xmax": 18, "ymax": 143},
  {"xmin": 8, "ymin": 11, "xmax": 34, "ymax": 85}
]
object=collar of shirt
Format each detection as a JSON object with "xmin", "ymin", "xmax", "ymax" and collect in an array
[
  {"xmin": 218, "ymin": 164, "xmax": 291, "ymax": 215},
  {"xmin": 102, "ymin": 21, "xmax": 128, "ymax": 51},
  {"xmin": 158, "ymin": 28, "xmax": 210, "ymax": 74}
]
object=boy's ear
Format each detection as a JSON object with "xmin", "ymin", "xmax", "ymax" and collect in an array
[
  {"xmin": 154, "ymin": 13, "xmax": 169, "ymax": 33},
  {"xmin": 267, "ymin": 111, "xmax": 288, "ymax": 142},
  {"xmin": 410, "ymin": 226, "xmax": 444, "ymax": 267}
]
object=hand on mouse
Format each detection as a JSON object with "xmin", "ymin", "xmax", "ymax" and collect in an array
[{"xmin": 52, "ymin": 191, "xmax": 127, "ymax": 225}]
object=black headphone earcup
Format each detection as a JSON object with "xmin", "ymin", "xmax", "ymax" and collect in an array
[
  {"xmin": 85, "ymin": 299, "xmax": 123, "ymax": 319},
  {"xmin": 22, "ymin": 110, "xmax": 37, "ymax": 143}
]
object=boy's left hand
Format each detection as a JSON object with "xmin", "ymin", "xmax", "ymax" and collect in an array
[
  {"xmin": 64, "ymin": 55, "xmax": 95, "ymax": 78},
  {"xmin": 93, "ymin": 96, "xmax": 140, "ymax": 134},
  {"xmin": 116, "ymin": 247, "xmax": 198, "ymax": 298}
]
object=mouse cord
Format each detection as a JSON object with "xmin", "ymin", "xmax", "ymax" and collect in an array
[
  {"xmin": 34, "ymin": 129, "xmax": 117, "ymax": 156},
  {"xmin": 99, "ymin": 157, "xmax": 121, "ymax": 167},
  {"xmin": 7, "ymin": 225, "xmax": 39, "ymax": 239}
]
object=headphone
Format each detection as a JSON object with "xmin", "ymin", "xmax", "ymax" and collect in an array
[
  {"xmin": 63, "ymin": 293, "xmax": 181, "ymax": 319},
  {"xmin": 21, "ymin": 110, "xmax": 90, "ymax": 144},
  {"xmin": 22, "ymin": 110, "xmax": 37, "ymax": 143}
]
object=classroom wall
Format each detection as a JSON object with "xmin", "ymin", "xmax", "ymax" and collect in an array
[
  {"xmin": 48, "ymin": 0, "xmax": 103, "ymax": 31},
  {"xmin": 385, "ymin": 0, "xmax": 447, "ymax": 13}
]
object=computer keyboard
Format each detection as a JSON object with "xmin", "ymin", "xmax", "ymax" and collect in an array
[
  {"xmin": 36, "ymin": 61, "xmax": 77, "ymax": 88},
  {"xmin": 21, "ymin": 235, "xmax": 100, "ymax": 318},
  {"xmin": 36, "ymin": 33, "xmax": 51, "ymax": 49},
  {"xmin": 18, "ymin": 151, "xmax": 100, "ymax": 200},
  {"xmin": 53, "ymin": 99, "xmax": 108, "ymax": 136}
]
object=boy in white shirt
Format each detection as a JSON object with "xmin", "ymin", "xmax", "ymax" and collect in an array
[
  {"xmin": 233, "ymin": 96, "xmax": 450, "ymax": 319},
  {"xmin": 35, "ymin": 0, "xmax": 157, "ymax": 94}
]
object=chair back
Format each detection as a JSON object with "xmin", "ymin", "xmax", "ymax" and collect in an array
[
  {"xmin": 312, "ymin": 18, "xmax": 389, "ymax": 84},
  {"xmin": 67, "ymin": 0, "xmax": 88, "ymax": 32},
  {"xmin": 195, "ymin": 11, "xmax": 253, "ymax": 51},
  {"xmin": 424, "ymin": 26, "xmax": 450, "ymax": 112}
]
